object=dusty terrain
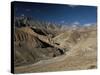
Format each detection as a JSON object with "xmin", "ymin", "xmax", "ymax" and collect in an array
[{"xmin": 14, "ymin": 17, "xmax": 97, "ymax": 73}]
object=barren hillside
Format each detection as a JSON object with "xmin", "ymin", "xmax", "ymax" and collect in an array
[{"xmin": 14, "ymin": 23, "xmax": 97, "ymax": 73}]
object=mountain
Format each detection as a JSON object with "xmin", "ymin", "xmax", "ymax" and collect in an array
[{"xmin": 14, "ymin": 16, "xmax": 97, "ymax": 73}]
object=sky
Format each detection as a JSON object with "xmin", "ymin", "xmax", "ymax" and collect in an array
[{"xmin": 13, "ymin": 1, "xmax": 97, "ymax": 25}]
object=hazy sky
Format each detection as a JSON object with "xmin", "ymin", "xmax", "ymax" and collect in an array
[{"xmin": 13, "ymin": 1, "xmax": 97, "ymax": 25}]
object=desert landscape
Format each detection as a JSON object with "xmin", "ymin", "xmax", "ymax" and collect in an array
[
  {"xmin": 14, "ymin": 16, "xmax": 97, "ymax": 73},
  {"xmin": 12, "ymin": 2, "xmax": 97, "ymax": 73}
]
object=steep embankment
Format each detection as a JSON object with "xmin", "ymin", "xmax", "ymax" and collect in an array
[{"xmin": 14, "ymin": 27, "xmax": 64, "ymax": 67}]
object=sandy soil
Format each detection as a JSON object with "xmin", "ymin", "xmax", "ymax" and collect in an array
[{"xmin": 14, "ymin": 27, "xmax": 97, "ymax": 73}]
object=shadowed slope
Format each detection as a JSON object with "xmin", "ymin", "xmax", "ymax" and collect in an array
[{"xmin": 14, "ymin": 27, "xmax": 64, "ymax": 67}]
